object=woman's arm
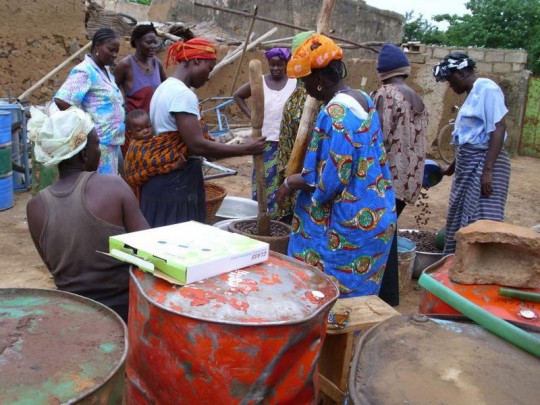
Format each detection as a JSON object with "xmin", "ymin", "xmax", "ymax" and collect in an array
[
  {"xmin": 232, "ymin": 82, "xmax": 252, "ymax": 119},
  {"xmin": 54, "ymin": 98, "xmax": 72, "ymax": 111},
  {"xmin": 481, "ymin": 117, "xmax": 506, "ymax": 197},
  {"xmin": 157, "ymin": 59, "xmax": 167, "ymax": 82},
  {"xmin": 174, "ymin": 112, "xmax": 265, "ymax": 158},
  {"xmin": 113, "ymin": 58, "xmax": 129, "ymax": 97}
]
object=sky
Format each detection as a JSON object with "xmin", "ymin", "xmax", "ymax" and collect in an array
[{"xmin": 363, "ymin": 0, "xmax": 470, "ymax": 29}]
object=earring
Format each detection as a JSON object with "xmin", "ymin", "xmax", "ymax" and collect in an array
[
  {"xmin": 317, "ymin": 84, "xmax": 323, "ymax": 91},
  {"xmin": 96, "ymin": 52, "xmax": 100, "ymax": 56}
]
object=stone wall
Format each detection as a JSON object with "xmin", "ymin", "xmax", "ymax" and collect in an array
[{"xmin": 148, "ymin": 0, "xmax": 404, "ymax": 57}]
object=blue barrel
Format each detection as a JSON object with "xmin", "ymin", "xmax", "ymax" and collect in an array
[
  {"xmin": 0, "ymin": 111, "xmax": 10, "ymax": 147},
  {"xmin": 0, "ymin": 146, "xmax": 11, "ymax": 176},
  {"xmin": 0, "ymin": 172, "xmax": 14, "ymax": 210}
]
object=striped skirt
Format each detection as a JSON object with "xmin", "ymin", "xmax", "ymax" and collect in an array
[{"xmin": 444, "ymin": 144, "xmax": 511, "ymax": 254}]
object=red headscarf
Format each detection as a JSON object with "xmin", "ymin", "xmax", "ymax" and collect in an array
[{"xmin": 166, "ymin": 38, "xmax": 218, "ymax": 68}]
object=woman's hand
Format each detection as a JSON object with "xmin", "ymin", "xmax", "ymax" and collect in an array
[
  {"xmin": 241, "ymin": 137, "xmax": 266, "ymax": 155},
  {"xmin": 441, "ymin": 160, "xmax": 455, "ymax": 177},
  {"xmin": 481, "ymin": 169, "xmax": 493, "ymax": 196},
  {"xmin": 276, "ymin": 182, "xmax": 293, "ymax": 207}
]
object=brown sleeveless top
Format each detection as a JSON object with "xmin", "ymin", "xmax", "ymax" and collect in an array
[{"xmin": 39, "ymin": 171, "xmax": 129, "ymax": 302}]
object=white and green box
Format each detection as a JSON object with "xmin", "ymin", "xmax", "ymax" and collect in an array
[{"xmin": 109, "ymin": 221, "xmax": 269, "ymax": 284}]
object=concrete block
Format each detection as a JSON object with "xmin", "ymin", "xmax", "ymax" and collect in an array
[
  {"xmin": 493, "ymin": 62, "xmax": 512, "ymax": 73},
  {"xmin": 512, "ymin": 63, "xmax": 524, "ymax": 72},
  {"xmin": 432, "ymin": 48, "xmax": 450, "ymax": 59},
  {"xmin": 505, "ymin": 52, "xmax": 528, "ymax": 64},
  {"xmin": 467, "ymin": 49, "xmax": 485, "ymax": 61},
  {"xmin": 476, "ymin": 62, "xmax": 493, "ymax": 73},
  {"xmin": 449, "ymin": 220, "xmax": 540, "ymax": 288},
  {"xmin": 485, "ymin": 51, "xmax": 505, "ymax": 63},
  {"xmin": 407, "ymin": 53, "xmax": 426, "ymax": 64}
]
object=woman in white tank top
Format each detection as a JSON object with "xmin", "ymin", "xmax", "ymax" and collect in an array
[{"xmin": 233, "ymin": 48, "xmax": 296, "ymax": 219}]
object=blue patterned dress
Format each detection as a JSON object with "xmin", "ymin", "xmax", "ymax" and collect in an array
[{"xmin": 288, "ymin": 91, "xmax": 397, "ymax": 297}]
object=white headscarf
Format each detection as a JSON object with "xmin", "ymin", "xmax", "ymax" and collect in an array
[{"xmin": 27, "ymin": 106, "xmax": 95, "ymax": 167}]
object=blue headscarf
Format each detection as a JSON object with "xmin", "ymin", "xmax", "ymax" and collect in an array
[{"xmin": 264, "ymin": 47, "xmax": 291, "ymax": 61}]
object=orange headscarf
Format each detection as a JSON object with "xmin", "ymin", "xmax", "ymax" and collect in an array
[
  {"xmin": 166, "ymin": 37, "xmax": 218, "ymax": 68},
  {"xmin": 287, "ymin": 34, "xmax": 343, "ymax": 79}
]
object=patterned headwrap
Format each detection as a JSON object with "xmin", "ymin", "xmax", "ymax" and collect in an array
[
  {"xmin": 291, "ymin": 31, "xmax": 315, "ymax": 53},
  {"xmin": 264, "ymin": 48, "xmax": 291, "ymax": 61},
  {"xmin": 27, "ymin": 106, "xmax": 94, "ymax": 167},
  {"xmin": 166, "ymin": 38, "xmax": 217, "ymax": 68},
  {"xmin": 433, "ymin": 52, "xmax": 475, "ymax": 82},
  {"xmin": 286, "ymin": 34, "xmax": 343, "ymax": 79}
]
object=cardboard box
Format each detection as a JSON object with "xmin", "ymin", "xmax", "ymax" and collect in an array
[{"xmin": 109, "ymin": 221, "xmax": 269, "ymax": 284}]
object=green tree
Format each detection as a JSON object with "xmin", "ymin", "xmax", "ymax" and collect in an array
[
  {"xmin": 434, "ymin": 0, "xmax": 540, "ymax": 74},
  {"xmin": 403, "ymin": 11, "xmax": 446, "ymax": 45}
]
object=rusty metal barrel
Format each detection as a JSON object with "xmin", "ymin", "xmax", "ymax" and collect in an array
[
  {"xmin": 127, "ymin": 252, "xmax": 339, "ymax": 404},
  {"xmin": 348, "ymin": 315, "xmax": 540, "ymax": 405},
  {"xmin": 0, "ymin": 288, "xmax": 127, "ymax": 404}
]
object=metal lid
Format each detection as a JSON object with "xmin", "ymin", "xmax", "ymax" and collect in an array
[
  {"xmin": 131, "ymin": 252, "xmax": 339, "ymax": 325},
  {"xmin": 0, "ymin": 288, "xmax": 127, "ymax": 404},
  {"xmin": 349, "ymin": 315, "xmax": 540, "ymax": 405}
]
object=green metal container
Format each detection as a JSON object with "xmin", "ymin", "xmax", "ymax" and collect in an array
[{"xmin": 0, "ymin": 288, "xmax": 127, "ymax": 404}]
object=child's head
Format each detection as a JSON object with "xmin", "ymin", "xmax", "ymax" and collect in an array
[{"xmin": 126, "ymin": 109, "xmax": 153, "ymax": 140}]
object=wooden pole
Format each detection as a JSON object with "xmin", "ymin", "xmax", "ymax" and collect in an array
[
  {"xmin": 209, "ymin": 27, "xmax": 278, "ymax": 79},
  {"xmin": 286, "ymin": 0, "xmax": 336, "ymax": 177},
  {"xmin": 249, "ymin": 59, "xmax": 270, "ymax": 236},
  {"xmin": 229, "ymin": 5, "xmax": 258, "ymax": 95},
  {"xmin": 18, "ymin": 42, "xmax": 92, "ymax": 101},
  {"xmin": 193, "ymin": 1, "xmax": 378, "ymax": 52}
]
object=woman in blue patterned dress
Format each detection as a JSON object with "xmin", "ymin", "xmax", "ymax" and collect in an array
[{"xmin": 276, "ymin": 34, "xmax": 396, "ymax": 297}]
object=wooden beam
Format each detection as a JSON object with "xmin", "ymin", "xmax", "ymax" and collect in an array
[
  {"xmin": 230, "ymin": 5, "xmax": 258, "ymax": 95},
  {"xmin": 249, "ymin": 59, "xmax": 270, "ymax": 236}
]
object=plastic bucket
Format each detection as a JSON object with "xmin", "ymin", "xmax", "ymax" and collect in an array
[
  {"xmin": 0, "ymin": 111, "xmax": 10, "ymax": 147},
  {"xmin": 348, "ymin": 315, "xmax": 539, "ymax": 405},
  {"xmin": 0, "ymin": 172, "xmax": 14, "ymax": 210},
  {"xmin": 397, "ymin": 236, "xmax": 416, "ymax": 294},
  {"xmin": 127, "ymin": 251, "xmax": 339, "ymax": 404},
  {"xmin": 0, "ymin": 288, "xmax": 127, "ymax": 404}
]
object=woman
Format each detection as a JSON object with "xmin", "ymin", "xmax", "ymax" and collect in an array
[
  {"xmin": 277, "ymin": 34, "xmax": 397, "ymax": 297},
  {"xmin": 433, "ymin": 52, "xmax": 511, "ymax": 254},
  {"xmin": 276, "ymin": 31, "xmax": 319, "ymax": 223},
  {"xmin": 233, "ymin": 48, "xmax": 297, "ymax": 219},
  {"xmin": 136, "ymin": 38, "xmax": 265, "ymax": 227},
  {"xmin": 114, "ymin": 23, "xmax": 167, "ymax": 157},
  {"xmin": 54, "ymin": 28, "xmax": 125, "ymax": 175},
  {"xmin": 26, "ymin": 106, "xmax": 149, "ymax": 323},
  {"xmin": 373, "ymin": 43, "xmax": 428, "ymax": 306}
]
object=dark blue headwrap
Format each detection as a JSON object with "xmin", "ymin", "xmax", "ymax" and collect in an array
[{"xmin": 264, "ymin": 47, "xmax": 291, "ymax": 61}]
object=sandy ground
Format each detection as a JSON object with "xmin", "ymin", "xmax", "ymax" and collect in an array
[{"xmin": 1, "ymin": 155, "xmax": 539, "ymax": 315}]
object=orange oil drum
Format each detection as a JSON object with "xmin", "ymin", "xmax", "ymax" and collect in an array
[
  {"xmin": 419, "ymin": 255, "xmax": 540, "ymax": 327},
  {"xmin": 127, "ymin": 252, "xmax": 339, "ymax": 404}
]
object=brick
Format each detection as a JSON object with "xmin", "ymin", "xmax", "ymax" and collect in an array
[
  {"xmin": 407, "ymin": 53, "xmax": 426, "ymax": 64},
  {"xmin": 504, "ymin": 52, "xmax": 528, "ymax": 64},
  {"xmin": 449, "ymin": 220, "xmax": 540, "ymax": 288},
  {"xmin": 493, "ymin": 62, "xmax": 512, "ymax": 73},
  {"xmin": 467, "ymin": 49, "xmax": 485, "ymax": 61},
  {"xmin": 432, "ymin": 48, "xmax": 450, "ymax": 59},
  {"xmin": 475, "ymin": 62, "xmax": 493, "ymax": 73},
  {"xmin": 485, "ymin": 51, "xmax": 505, "ymax": 63}
]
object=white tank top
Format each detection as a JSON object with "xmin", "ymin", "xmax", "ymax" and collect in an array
[{"xmin": 262, "ymin": 78, "xmax": 297, "ymax": 142}]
